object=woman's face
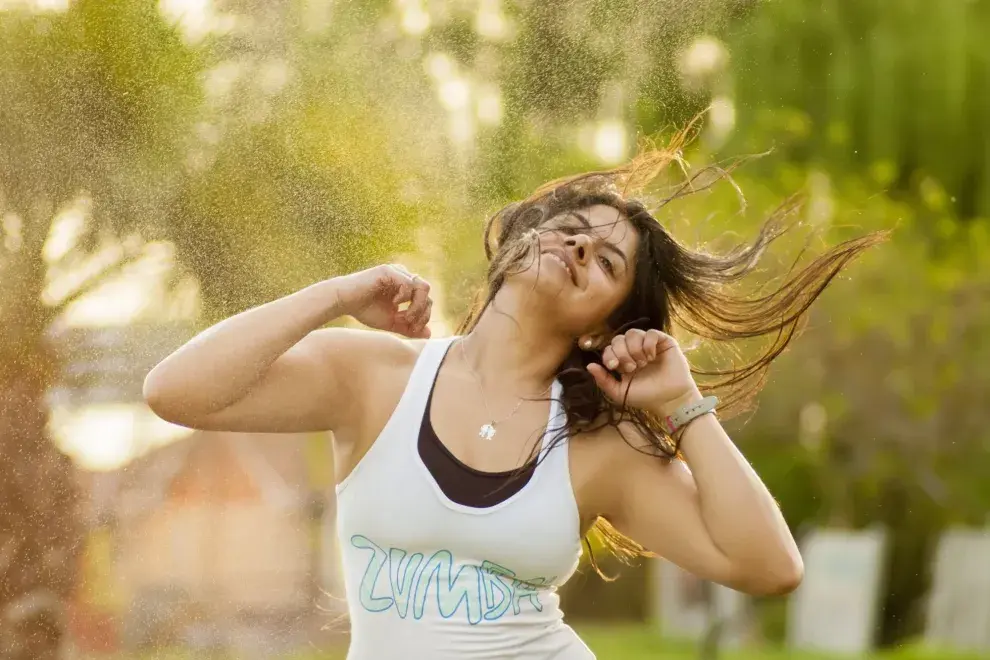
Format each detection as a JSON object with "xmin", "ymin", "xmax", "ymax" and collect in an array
[{"xmin": 510, "ymin": 203, "xmax": 640, "ymax": 335}]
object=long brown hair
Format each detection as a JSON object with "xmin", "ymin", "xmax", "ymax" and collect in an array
[{"xmin": 457, "ymin": 121, "xmax": 888, "ymax": 577}]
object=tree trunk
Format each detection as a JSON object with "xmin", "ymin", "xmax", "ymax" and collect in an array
[{"xmin": 0, "ymin": 262, "xmax": 82, "ymax": 660}]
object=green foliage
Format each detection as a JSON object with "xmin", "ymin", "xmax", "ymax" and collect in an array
[
  {"xmin": 0, "ymin": 0, "xmax": 201, "ymax": 231},
  {"xmin": 0, "ymin": 3, "xmax": 206, "ymax": 657},
  {"xmin": 727, "ymin": 0, "xmax": 990, "ymax": 218}
]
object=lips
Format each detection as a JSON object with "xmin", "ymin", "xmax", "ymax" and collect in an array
[{"xmin": 542, "ymin": 249, "xmax": 577, "ymax": 285}]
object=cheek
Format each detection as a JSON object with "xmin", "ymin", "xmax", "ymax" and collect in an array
[
  {"xmin": 575, "ymin": 278, "xmax": 625, "ymax": 322},
  {"xmin": 594, "ymin": 276, "xmax": 634, "ymax": 319}
]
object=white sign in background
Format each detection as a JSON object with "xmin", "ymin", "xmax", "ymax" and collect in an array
[
  {"xmin": 787, "ymin": 528, "xmax": 887, "ymax": 654},
  {"xmin": 925, "ymin": 529, "xmax": 990, "ymax": 651},
  {"xmin": 649, "ymin": 558, "xmax": 751, "ymax": 647}
]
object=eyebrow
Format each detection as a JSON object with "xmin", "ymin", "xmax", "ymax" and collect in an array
[{"xmin": 564, "ymin": 211, "xmax": 630, "ymax": 269}]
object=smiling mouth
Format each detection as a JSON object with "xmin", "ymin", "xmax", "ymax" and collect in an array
[{"xmin": 544, "ymin": 252, "xmax": 576, "ymax": 284}]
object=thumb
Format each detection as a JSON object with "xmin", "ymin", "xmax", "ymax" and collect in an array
[{"xmin": 586, "ymin": 363, "xmax": 621, "ymax": 400}]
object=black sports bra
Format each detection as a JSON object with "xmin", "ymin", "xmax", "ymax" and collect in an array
[{"xmin": 417, "ymin": 368, "xmax": 537, "ymax": 508}]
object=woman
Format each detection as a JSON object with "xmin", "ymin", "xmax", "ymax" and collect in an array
[{"xmin": 144, "ymin": 134, "xmax": 883, "ymax": 659}]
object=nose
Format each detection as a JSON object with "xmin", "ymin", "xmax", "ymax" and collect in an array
[{"xmin": 565, "ymin": 233, "xmax": 593, "ymax": 265}]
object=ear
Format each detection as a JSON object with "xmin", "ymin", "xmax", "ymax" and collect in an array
[{"xmin": 577, "ymin": 334, "xmax": 605, "ymax": 351}]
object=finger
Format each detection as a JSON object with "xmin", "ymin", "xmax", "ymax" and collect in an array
[
  {"xmin": 644, "ymin": 329, "xmax": 663, "ymax": 361},
  {"xmin": 655, "ymin": 331, "xmax": 679, "ymax": 354},
  {"xmin": 409, "ymin": 299, "xmax": 433, "ymax": 336},
  {"xmin": 586, "ymin": 363, "xmax": 621, "ymax": 399},
  {"xmin": 422, "ymin": 298, "xmax": 434, "ymax": 326},
  {"xmin": 383, "ymin": 265, "xmax": 412, "ymax": 305},
  {"xmin": 390, "ymin": 279, "xmax": 413, "ymax": 306},
  {"xmin": 609, "ymin": 336, "xmax": 637, "ymax": 373},
  {"xmin": 406, "ymin": 275, "xmax": 432, "ymax": 323},
  {"xmin": 392, "ymin": 310, "xmax": 430, "ymax": 339},
  {"xmin": 602, "ymin": 346, "xmax": 619, "ymax": 372},
  {"xmin": 623, "ymin": 329, "xmax": 648, "ymax": 366}
]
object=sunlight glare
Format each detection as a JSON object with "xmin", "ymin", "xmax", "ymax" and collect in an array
[
  {"xmin": 709, "ymin": 95, "xmax": 736, "ymax": 142},
  {"xmin": 44, "ymin": 203, "xmax": 87, "ymax": 264},
  {"xmin": 159, "ymin": 0, "xmax": 231, "ymax": 42},
  {"xmin": 449, "ymin": 111, "xmax": 475, "ymax": 145},
  {"xmin": 679, "ymin": 35, "xmax": 728, "ymax": 89},
  {"xmin": 51, "ymin": 404, "xmax": 193, "ymax": 471},
  {"xmin": 2, "ymin": 212, "xmax": 22, "ymax": 252},
  {"xmin": 476, "ymin": 85, "xmax": 503, "ymax": 126},
  {"xmin": 425, "ymin": 52, "xmax": 454, "ymax": 82},
  {"xmin": 593, "ymin": 120, "xmax": 627, "ymax": 165},
  {"xmin": 0, "ymin": 0, "xmax": 70, "ymax": 11},
  {"xmin": 398, "ymin": 0, "xmax": 430, "ymax": 36},
  {"xmin": 59, "ymin": 241, "xmax": 179, "ymax": 326},
  {"xmin": 476, "ymin": 0, "xmax": 507, "ymax": 40},
  {"xmin": 439, "ymin": 79, "xmax": 470, "ymax": 111},
  {"xmin": 34, "ymin": 0, "xmax": 68, "ymax": 11}
]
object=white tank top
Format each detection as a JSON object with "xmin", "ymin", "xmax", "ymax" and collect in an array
[{"xmin": 335, "ymin": 336, "xmax": 594, "ymax": 659}]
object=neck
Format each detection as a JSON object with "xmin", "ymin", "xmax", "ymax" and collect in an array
[{"xmin": 459, "ymin": 289, "xmax": 573, "ymax": 397}]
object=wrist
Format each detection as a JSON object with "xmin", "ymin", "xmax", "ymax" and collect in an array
[
  {"xmin": 653, "ymin": 387, "xmax": 704, "ymax": 419},
  {"xmin": 309, "ymin": 279, "xmax": 352, "ymax": 324}
]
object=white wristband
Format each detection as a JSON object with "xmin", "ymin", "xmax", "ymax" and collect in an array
[{"xmin": 660, "ymin": 395, "xmax": 719, "ymax": 436}]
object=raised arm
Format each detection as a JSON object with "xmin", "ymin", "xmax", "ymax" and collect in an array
[
  {"xmin": 143, "ymin": 264, "xmax": 433, "ymax": 434},
  {"xmin": 605, "ymin": 418, "xmax": 803, "ymax": 596},
  {"xmin": 587, "ymin": 328, "xmax": 803, "ymax": 596}
]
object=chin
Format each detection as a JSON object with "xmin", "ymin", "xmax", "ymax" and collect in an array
[{"xmin": 530, "ymin": 270, "xmax": 576, "ymax": 302}]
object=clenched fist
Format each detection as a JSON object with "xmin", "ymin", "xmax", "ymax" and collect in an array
[{"xmin": 333, "ymin": 264, "xmax": 434, "ymax": 338}]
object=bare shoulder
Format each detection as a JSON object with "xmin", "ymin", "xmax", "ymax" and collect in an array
[
  {"xmin": 566, "ymin": 420, "xmax": 653, "ymax": 525},
  {"xmin": 307, "ymin": 325, "xmax": 423, "ymax": 364},
  {"xmin": 570, "ymin": 420, "xmax": 679, "ymax": 518},
  {"xmin": 324, "ymin": 328, "xmax": 429, "ymax": 479},
  {"xmin": 576, "ymin": 419, "xmax": 672, "ymax": 465},
  {"xmin": 306, "ymin": 325, "xmax": 428, "ymax": 402}
]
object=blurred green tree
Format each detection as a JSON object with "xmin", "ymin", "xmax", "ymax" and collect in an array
[
  {"xmin": 0, "ymin": 2, "xmax": 202, "ymax": 657},
  {"xmin": 0, "ymin": 1, "xmax": 460, "ymax": 654},
  {"xmin": 726, "ymin": 0, "xmax": 990, "ymax": 221}
]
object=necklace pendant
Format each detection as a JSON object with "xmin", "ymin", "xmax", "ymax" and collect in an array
[{"xmin": 479, "ymin": 423, "xmax": 497, "ymax": 441}]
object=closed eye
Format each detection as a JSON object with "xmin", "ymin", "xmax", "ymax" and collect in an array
[{"xmin": 598, "ymin": 254, "xmax": 615, "ymax": 275}]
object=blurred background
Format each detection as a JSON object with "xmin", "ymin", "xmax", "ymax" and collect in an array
[{"xmin": 1, "ymin": 0, "xmax": 989, "ymax": 659}]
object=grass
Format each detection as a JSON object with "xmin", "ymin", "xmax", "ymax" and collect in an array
[
  {"xmin": 575, "ymin": 625, "xmax": 987, "ymax": 659},
  {"xmin": 91, "ymin": 625, "xmax": 988, "ymax": 660}
]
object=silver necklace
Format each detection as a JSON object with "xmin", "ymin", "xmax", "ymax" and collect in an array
[{"xmin": 459, "ymin": 339, "xmax": 551, "ymax": 441}]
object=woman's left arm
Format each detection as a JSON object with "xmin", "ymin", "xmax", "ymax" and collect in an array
[
  {"xmin": 610, "ymin": 409, "xmax": 804, "ymax": 596},
  {"xmin": 587, "ymin": 329, "xmax": 804, "ymax": 596}
]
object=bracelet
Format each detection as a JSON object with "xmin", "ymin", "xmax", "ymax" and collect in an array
[{"xmin": 660, "ymin": 395, "xmax": 719, "ymax": 436}]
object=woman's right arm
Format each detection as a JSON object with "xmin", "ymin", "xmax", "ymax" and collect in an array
[{"xmin": 143, "ymin": 265, "xmax": 432, "ymax": 434}]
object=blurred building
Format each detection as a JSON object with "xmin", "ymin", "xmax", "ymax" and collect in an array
[{"xmin": 72, "ymin": 431, "xmax": 342, "ymax": 654}]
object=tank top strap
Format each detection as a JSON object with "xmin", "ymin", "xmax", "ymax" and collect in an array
[
  {"xmin": 416, "ymin": 336, "xmax": 458, "ymax": 378},
  {"xmin": 335, "ymin": 336, "xmax": 458, "ymax": 495},
  {"xmin": 534, "ymin": 379, "xmax": 569, "ymax": 465},
  {"xmin": 398, "ymin": 336, "xmax": 458, "ymax": 419}
]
